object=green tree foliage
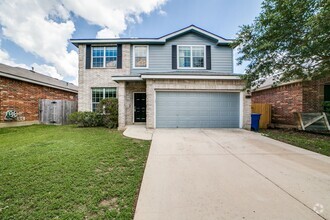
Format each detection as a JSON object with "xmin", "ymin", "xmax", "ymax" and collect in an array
[
  {"xmin": 96, "ymin": 98, "xmax": 118, "ymax": 128},
  {"xmin": 233, "ymin": 0, "xmax": 330, "ymax": 88}
]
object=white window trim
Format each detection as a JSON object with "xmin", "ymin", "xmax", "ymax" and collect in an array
[
  {"xmin": 91, "ymin": 46, "xmax": 118, "ymax": 68},
  {"xmin": 133, "ymin": 45, "xmax": 149, "ymax": 69},
  {"xmin": 91, "ymin": 87, "xmax": 117, "ymax": 112},
  {"xmin": 177, "ymin": 45, "xmax": 206, "ymax": 70}
]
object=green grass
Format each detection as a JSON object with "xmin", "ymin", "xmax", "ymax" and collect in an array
[
  {"xmin": 261, "ymin": 129, "xmax": 330, "ymax": 156},
  {"xmin": 0, "ymin": 125, "xmax": 150, "ymax": 219}
]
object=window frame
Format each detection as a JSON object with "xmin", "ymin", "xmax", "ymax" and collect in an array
[
  {"xmin": 91, "ymin": 87, "xmax": 117, "ymax": 112},
  {"xmin": 177, "ymin": 45, "xmax": 206, "ymax": 70},
  {"xmin": 133, "ymin": 45, "xmax": 149, "ymax": 69},
  {"xmin": 91, "ymin": 46, "xmax": 118, "ymax": 68}
]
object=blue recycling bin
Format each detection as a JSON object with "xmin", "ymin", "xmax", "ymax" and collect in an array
[{"xmin": 251, "ymin": 113, "xmax": 262, "ymax": 132}]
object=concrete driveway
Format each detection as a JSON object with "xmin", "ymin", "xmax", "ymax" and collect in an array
[{"xmin": 134, "ymin": 129, "xmax": 330, "ymax": 220}]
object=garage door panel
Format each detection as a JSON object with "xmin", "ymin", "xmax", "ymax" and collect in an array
[{"xmin": 156, "ymin": 91, "xmax": 240, "ymax": 128}]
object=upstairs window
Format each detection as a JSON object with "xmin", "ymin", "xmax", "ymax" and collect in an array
[
  {"xmin": 92, "ymin": 47, "xmax": 117, "ymax": 68},
  {"xmin": 178, "ymin": 45, "xmax": 205, "ymax": 69},
  {"xmin": 91, "ymin": 88, "xmax": 117, "ymax": 112},
  {"xmin": 133, "ymin": 45, "xmax": 149, "ymax": 68}
]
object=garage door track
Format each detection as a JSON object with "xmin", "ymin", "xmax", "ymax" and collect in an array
[{"xmin": 134, "ymin": 129, "xmax": 330, "ymax": 220}]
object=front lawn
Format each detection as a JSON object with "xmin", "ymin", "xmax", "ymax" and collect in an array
[
  {"xmin": 0, "ymin": 125, "xmax": 150, "ymax": 219},
  {"xmin": 261, "ymin": 129, "xmax": 330, "ymax": 156}
]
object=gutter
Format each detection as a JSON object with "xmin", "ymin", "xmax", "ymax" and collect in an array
[
  {"xmin": 0, "ymin": 71, "xmax": 78, "ymax": 93},
  {"xmin": 111, "ymin": 76, "xmax": 143, "ymax": 81},
  {"xmin": 112, "ymin": 74, "xmax": 241, "ymax": 81},
  {"xmin": 140, "ymin": 74, "xmax": 241, "ymax": 80},
  {"xmin": 70, "ymin": 39, "xmax": 232, "ymax": 47},
  {"xmin": 70, "ymin": 39, "xmax": 165, "ymax": 47}
]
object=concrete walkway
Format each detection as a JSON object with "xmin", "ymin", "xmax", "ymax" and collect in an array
[
  {"xmin": 123, "ymin": 125, "xmax": 154, "ymax": 140},
  {"xmin": 134, "ymin": 129, "xmax": 330, "ymax": 220}
]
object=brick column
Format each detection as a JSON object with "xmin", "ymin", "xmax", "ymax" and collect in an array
[
  {"xmin": 243, "ymin": 91, "xmax": 252, "ymax": 129},
  {"xmin": 146, "ymin": 80, "xmax": 155, "ymax": 129},
  {"xmin": 118, "ymin": 81, "xmax": 126, "ymax": 130}
]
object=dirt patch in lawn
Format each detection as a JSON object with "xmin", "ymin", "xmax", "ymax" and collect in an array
[{"xmin": 100, "ymin": 198, "xmax": 119, "ymax": 211}]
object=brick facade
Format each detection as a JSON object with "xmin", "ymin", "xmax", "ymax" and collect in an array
[
  {"xmin": 144, "ymin": 79, "xmax": 251, "ymax": 129},
  {"xmin": 78, "ymin": 44, "xmax": 130, "ymax": 111},
  {"xmin": 302, "ymin": 76, "xmax": 330, "ymax": 113},
  {"xmin": 0, "ymin": 76, "xmax": 77, "ymax": 122},
  {"xmin": 252, "ymin": 82, "xmax": 303, "ymax": 125},
  {"xmin": 117, "ymin": 79, "xmax": 251, "ymax": 130},
  {"xmin": 252, "ymin": 76, "xmax": 330, "ymax": 126}
]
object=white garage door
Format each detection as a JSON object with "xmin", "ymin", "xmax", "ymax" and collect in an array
[{"xmin": 156, "ymin": 91, "xmax": 240, "ymax": 128}]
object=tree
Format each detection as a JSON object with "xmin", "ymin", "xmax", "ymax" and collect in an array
[{"xmin": 233, "ymin": 0, "xmax": 330, "ymax": 89}]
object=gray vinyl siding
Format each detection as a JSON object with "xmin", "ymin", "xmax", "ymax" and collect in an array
[{"xmin": 131, "ymin": 33, "xmax": 233, "ymax": 75}]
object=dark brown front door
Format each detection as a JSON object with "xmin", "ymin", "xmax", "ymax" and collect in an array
[{"xmin": 134, "ymin": 93, "xmax": 146, "ymax": 122}]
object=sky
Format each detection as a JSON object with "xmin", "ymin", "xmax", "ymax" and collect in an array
[{"xmin": 0, "ymin": 0, "xmax": 263, "ymax": 85}]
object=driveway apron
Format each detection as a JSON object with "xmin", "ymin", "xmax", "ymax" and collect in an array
[{"xmin": 134, "ymin": 129, "xmax": 330, "ymax": 220}]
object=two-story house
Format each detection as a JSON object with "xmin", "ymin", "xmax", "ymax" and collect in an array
[{"xmin": 71, "ymin": 25, "xmax": 251, "ymax": 130}]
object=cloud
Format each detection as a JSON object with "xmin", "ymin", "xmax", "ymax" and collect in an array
[
  {"xmin": 0, "ymin": 48, "xmax": 64, "ymax": 80},
  {"xmin": 62, "ymin": 0, "xmax": 167, "ymax": 37},
  {"xmin": 158, "ymin": 9, "xmax": 167, "ymax": 16},
  {"xmin": 0, "ymin": 48, "xmax": 29, "ymax": 69},
  {"xmin": 32, "ymin": 63, "xmax": 63, "ymax": 80},
  {"xmin": 96, "ymin": 28, "xmax": 119, "ymax": 39},
  {"xmin": 0, "ymin": 0, "xmax": 168, "ymax": 81},
  {"xmin": 0, "ymin": 0, "xmax": 77, "ymax": 80}
]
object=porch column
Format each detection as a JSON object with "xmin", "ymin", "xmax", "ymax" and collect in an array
[
  {"xmin": 243, "ymin": 90, "xmax": 252, "ymax": 129},
  {"xmin": 146, "ymin": 80, "xmax": 155, "ymax": 129},
  {"xmin": 118, "ymin": 81, "xmax": 126, "ymax": 130}
]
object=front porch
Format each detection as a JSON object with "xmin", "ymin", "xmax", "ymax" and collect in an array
[
  {"xmin": 115, "ymin": 74, "xmax": 251, "ymax": 130},
  {"xmin": 117, "ymin": 81, "xmax": 147, "ymax": 130}
]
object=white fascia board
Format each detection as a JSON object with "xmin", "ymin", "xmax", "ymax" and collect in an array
[
  {"xmin": 159, "ymin": 26, "xmax": 233, "ymax": 44},
  {"xmin": 111, "ymin": 76, "xmax": 143, "ymax": 81},
  {"xmin": 0, "ymin": 72, "xmax": 77, "ymax": 93},
  {"xmin": 141, "ymin": 74, "xmax": 241, "ymax": 80},
  {"xmin": 71, "ymin": 39, "xmax": 164, "ymax": 45}
]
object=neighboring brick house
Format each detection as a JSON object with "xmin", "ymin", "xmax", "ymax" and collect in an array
[
  {"xmin": 71, "ymin": 25, "xmax": 251, "ymax": 130},
  {"xmin": 252, "ymin": 76, "xmax": 330, "ymax": 127},
  {"xmin": 0, "ymin": 63, "xmax": 78, "ymax": 126}
]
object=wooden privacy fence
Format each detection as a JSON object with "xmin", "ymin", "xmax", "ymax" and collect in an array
[
  {"xmin": 294, "ymin": 112, "xmax": 330, "ymax": 131},
  {"xmin": 251, "ymin": 103, "xmax": 272, "ymax": 129},
  {"xmin": 39, "ymin": 99, "xmax": 77, "ymax": 125}
]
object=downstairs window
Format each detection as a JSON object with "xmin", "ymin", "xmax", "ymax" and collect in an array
[{"xmin": 91, "ymin": 88, "xmax": 116, "ymax": 112}]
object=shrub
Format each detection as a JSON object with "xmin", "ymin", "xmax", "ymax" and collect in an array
[
  {"xmin": 68, "ymin": 112, "xmax": 103, "ymax": 127},
  {"xmin": 69, "ymin": 98, "xmax": 118, "ymax": 128},
  {"xmin": 96, "ymin": 98, "xmax": 118, "ymax": 128}
]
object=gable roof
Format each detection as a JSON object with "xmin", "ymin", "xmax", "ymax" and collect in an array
[
  {"xmin": 70, "ymin": 25, "xmax": 234, "ymax": 47},
  {"xmin": 253, "ymin": 76, "xmax": 303, "ymax": 92},
  {"xmin": 0, "ymin": 63, "xmax": 78, "ymax": 93},
  {"xmin": 158, "ymin": 25, "xmax": 233, "ymax": 44}
]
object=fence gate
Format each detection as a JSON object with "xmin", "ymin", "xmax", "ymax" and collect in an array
[
  {"xmin": 251, "ymin": 103, "xmax": 272, "ymax": 129},
  {"xmin": 39, "ymin": 99, "xmax": 77, "ymax": 125}
]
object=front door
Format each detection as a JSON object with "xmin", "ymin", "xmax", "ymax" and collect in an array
[{"xmin": 134, "ymin": 93, "xmax": 146, "ymax": 122}]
